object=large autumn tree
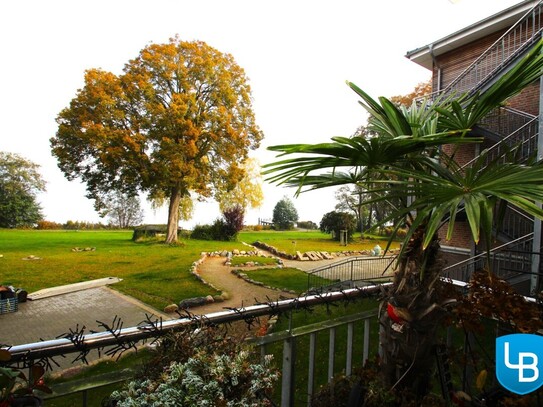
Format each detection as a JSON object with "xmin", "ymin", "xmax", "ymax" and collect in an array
[{"xmin": 51, "ymin": 38, "xmax": 263, "ymax": 243}]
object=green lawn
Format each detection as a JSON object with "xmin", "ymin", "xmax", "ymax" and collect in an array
[
  {"xmin": 0, "ymin": 229, "xmax": 397, "ymax": 312},
  {"xmin": 0, "ymin": 228, "xmax": 393, "ymax": 406},
  {"xmin": 244, "ymin": 267, "xmax": 331, "ymax": 294},
  {"xmin": 0, "ymin": 230, "xmax": 247, "ymax": 311},
  {"xmin": 229, "ymin": 255, "xmax": 278, "ymax": 266},
  {"xmin": 240, "ymin": 230, "xmax": 395, "ymax": 254}
]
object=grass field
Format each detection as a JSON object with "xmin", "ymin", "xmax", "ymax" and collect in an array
[
  {"xmin": 0, "ymin": 228, "xmax": 395, "ymax": 406},
  {"xmin": 244, "ymin": 267, "xmax": 332, "ymax": 294},
  {"xmin": 0, "ymin": 229, "xmax": 398, "ymax": 311},
  {"xmin": 0, "ymin": 229, "xmax": 247, "ymax": 311},
  {"xmin": 241, "ymin": 230, "xmax": 393, "ymax": 254}
]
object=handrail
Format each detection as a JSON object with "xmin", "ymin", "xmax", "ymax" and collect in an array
[
  {"xmin": 1, "ymin": 285, "xmax": 386, "ymax": 365},
  {"xmin": 306, "ymin": 255, "xmax": 396, "ymax": 292},
  {"xmin": 441, "ymin": 0, "xmax": 543, "ymax": 96},
  {"xmin": 443, "ymin": 233, "xmax": 533, "ymax": 273},
  {"xmin": 461, "ymin": 114, "xmax": 538, "ymax": 169}
]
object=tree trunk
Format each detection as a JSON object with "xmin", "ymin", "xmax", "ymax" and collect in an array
[
  {"xmin": 379, "ymin": 228, "xmax": 448, "ymax": 400},
  {"xmin": 165, "ymin": 187, "xmax": 182, "ymax": 244}
]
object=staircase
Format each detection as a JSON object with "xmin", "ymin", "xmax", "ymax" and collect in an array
[
  {"xmin": 439, "ymin": 0, "xmax": 543, "ymax": 97},
  {"xmin": 440, "ymin": 1, "xmax": 543, "ymax": 294}
]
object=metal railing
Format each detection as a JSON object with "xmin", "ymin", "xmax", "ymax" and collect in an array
[
  {"xmin": 443, "ymin": 233, "xmax": 535, "ymax": 286},
  {"xmin": 464, "ymin": 109, "xmax": 538, "ymax": 169},
  {"xmin": 1, "ymin": 285, "xmax": 384, "ymax": 407},
  {"xmin": 440, "ymin": 0, "xmax": 543, "ymax": 96},
  {"xmin": 251, "ymin": 309, "xmax": 376, "ymax": 407},
  {"xmin": 306, "ymin": 255, "xmax": 396, "ymax": 292}
]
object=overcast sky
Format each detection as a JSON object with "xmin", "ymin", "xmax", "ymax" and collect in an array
[{"xmin": 0, "ymin": 0, "xmax": 522, "ymax": 227}]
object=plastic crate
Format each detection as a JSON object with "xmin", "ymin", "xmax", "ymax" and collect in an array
[{"xmin": 0, "ymin": 297, "xmax": 18, "ymax": 314}]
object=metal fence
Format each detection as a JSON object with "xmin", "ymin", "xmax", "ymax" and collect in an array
[
  {"xmin": 306, "ymin": 255, "xmax": 396, "ymax": 292},
  {"xmin": 1, "ymin": 285, "xmax": 384, "ymax": 407}
]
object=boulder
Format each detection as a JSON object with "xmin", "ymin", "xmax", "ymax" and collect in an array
[
  {"xmin": 179, "ymin": 297, "xmax": 207, "ymax": 309},
  {"xmin": 164, "ymin": 304, "xmax": 179, "ymax": 313}
]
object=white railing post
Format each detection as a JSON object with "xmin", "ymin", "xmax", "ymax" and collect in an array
[
  {"xmin": 281, "ymin": 337, "xmax": 296, "ymax": 407},
  {"xmin": 307, "ymin": 332, "xmax": 317, "ymax": 406},
  {"xmin": 346, "ymin": 322, "xmax": 354, "ymax": 376},
  {"xmin": 328, "ymin": 327, "xmax": 336, "ymax": 382}
]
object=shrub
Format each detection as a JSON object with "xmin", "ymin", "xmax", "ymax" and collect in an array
[
  {"xmin": 106, "ymin": 329, "xmax": 279, "ymax": 406},
  {"xmin": 36, "ymin": 220, "xmax": 63, "ymax": 230},
  {"xmin": 319, "ymin": 211, "xmax": 357, "ymax": 241},
  {"xmin": 297, "ymin": 220, "xmax": 318, "ymax": 230},
  {"xmin": 191, "ymin": 224, "xmax": 216, "ymax": 240},
  {"xmin": 222, "ymin": 205, "xmax": 244, "ymax": 239},
  {"xmin": 191, "ymin": 218, "xmax": 237, "ymax": 241}
]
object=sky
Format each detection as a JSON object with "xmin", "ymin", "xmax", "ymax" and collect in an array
[{"xmin": 0, "ymin": 0, "xmax": 523, "ymax": 228}]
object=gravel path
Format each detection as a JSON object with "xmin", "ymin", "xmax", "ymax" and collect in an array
[
  {"xmin": 189, "ymin": 256, "xmax": 296, "ymax": 315},
  {"xmin": 188, "ymin": 251, "xmax": 353, "ymax": 315}
]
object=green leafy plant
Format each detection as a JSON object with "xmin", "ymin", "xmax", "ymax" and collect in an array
[
  {"xmin": 105, "ymin": 329, "xmax": 279, "ymax": 406},
  {"xmin": 0, "ymin": 363, "xmax": 51, "ymax": 406}
]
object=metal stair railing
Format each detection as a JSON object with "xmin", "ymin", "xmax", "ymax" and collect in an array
[
  {"xmin": 462, "ymin": 109, "xmax": 538, "ymax": 169},
  {"xmin": 457, "ymin": 107, "xmax": 538, "ymax": 246},
  {"xmin": 440, "ymin": 0, "xmax": 543, "ymax": 97},
  {"xmin": 306, "ymin": 255, "xmax": 396, "ymax": 292},
  {"xmin": 443, "ymin": 233, "xmax": 534, "ymax": 284},
  {"xmin": 477, "ymin": 106, "xmax": 536, "ymax": 139}
]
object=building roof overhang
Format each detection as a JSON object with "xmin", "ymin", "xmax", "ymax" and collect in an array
[{"xmin": 406, "ymin": 0, "xmax": 540, "ymax": 70}]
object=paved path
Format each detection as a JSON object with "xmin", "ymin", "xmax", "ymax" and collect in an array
[
  {"xmin": 0, "ymin": 287, "xmax": 166, "ymax": 347},
  {"xmin": 0, "ymin": 251, "xmax": 360, "ymax": 371},
  {"xmin": 190, "ymin": 256, "xmax": 296, "ymax": 315}
]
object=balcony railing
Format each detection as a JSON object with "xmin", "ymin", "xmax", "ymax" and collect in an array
[{"xmin": 1, "ymin": 285, "xmax": 384, "ymax": 407}]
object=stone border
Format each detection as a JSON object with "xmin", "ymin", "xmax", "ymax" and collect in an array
[
  {"xmin": 252, "ymin": 241, "xmax": 400, "ymax": 261},
  {"xmin": 164, "ymin": 252, "xmax": 227, "ymax": 314}
]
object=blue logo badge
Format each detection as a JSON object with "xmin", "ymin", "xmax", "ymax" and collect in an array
[{"xmin": 496, "ymin": 334, "xmax": 543, "ymax": 395}]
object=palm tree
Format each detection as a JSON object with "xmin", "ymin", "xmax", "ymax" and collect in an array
[{"xmin": 264, "ymin": 40, "xmax": 543, "ymax": 400}]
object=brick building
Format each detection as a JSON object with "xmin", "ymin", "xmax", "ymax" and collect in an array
[{"xmin": 406, "ymin": 0, "xmax": 543, "ymax": 293}]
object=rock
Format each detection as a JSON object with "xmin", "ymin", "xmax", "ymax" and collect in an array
[
  {"xmin": 22, "ymin": 255, "xmax": 41, "ymax": 261},
  {"xmin": 164, "ymin": 304, "xmax": 179, "ymax": 313},
  {"xmin": 321, "ymin": 252, "xmax": 334, "ymax": 260},
  {"xmin": 179, "ymin": 297, "xmax": 207, "ymax": 309},
  {"xmin": 205, "ymin": 295, "xmax": 214, "ymax": 303},
  {"xmin": 296, "ymin": 251, "xmax": 307, "ymax": 261},
  {"xmin": 220, "ymin": 292, "xmax": 230, "ymax": 300},
  {"xmin": 233, "ymin": 249, "xmax": 240, "ymax": 255}
]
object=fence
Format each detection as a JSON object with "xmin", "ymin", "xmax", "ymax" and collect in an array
[
  {"xmin": 306, "ymin": 255, "xmax": 396, "ymax": 292},
  {"xmin": 1, "ymin": 285, "xmax": 384, "ymax": 407}
]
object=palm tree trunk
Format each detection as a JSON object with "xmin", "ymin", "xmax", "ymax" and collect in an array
[
  {"xmin": 379, "ymin": 227, "xmax": 447, "ymax": 399},
  {"xmin": 165, "ymin": 186, "xmax": 181, "ymax": 244}
]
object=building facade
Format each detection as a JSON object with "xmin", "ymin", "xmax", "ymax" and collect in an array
[{"xmin": 406, "ymin": 0, "xmax": 543, "ymax": 293}]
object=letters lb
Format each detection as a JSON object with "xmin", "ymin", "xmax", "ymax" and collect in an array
[{"xmin": 496, "ymin": 334, "xmax": 543, "ymax": 395}]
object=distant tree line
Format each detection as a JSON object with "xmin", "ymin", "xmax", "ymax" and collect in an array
[{"xmin": 36, "ymin": 220, "xmax": 137, "ymax": 230}]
